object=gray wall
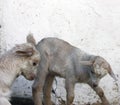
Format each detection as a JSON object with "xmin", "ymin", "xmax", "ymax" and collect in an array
[{"xmin": 0, "ymin": 0, "xmax": 120, "ymax": 104}]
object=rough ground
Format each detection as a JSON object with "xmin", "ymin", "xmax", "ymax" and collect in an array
[{"xmin": 11, "ymin": 97, "xmax": 103, "ymax": 105}]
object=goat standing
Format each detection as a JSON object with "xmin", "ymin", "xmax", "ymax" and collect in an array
[
  {"xmin": 0, "ymin": 35, "xmax": 40, "ymax": 105},
  {"xmin": 32, "ymin": 36, "xmax": 117, "ymax": 105}
]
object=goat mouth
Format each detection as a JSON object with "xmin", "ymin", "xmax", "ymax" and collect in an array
[
  {"xmin": 22, "ymin": 72, "xmax": 36, "ymax": 80},
  {"xmin": 28, "ymin": 73, "xmax": 36, "ymax": 80}
]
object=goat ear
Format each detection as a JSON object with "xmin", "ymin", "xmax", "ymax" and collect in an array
[
  {"xmin": 16, "ymin": 48, "xmax": 34, "ymax": 57},
  {"xmin": 80, "ymin": 61, "xmax": 93, "ymax": 66},
  {"xmin": 27, "ymin": 33, "xmax": 36, "ymax": 45}
]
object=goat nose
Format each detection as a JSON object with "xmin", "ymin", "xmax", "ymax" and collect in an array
[{"xmin": 91, "ymin": 79, "xmax": 98, "ymax": 88}]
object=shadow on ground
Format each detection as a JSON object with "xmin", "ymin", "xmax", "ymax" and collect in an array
[
  {"xmin": 10, "ymin": 97, "xmax": 102, "ymax": 105},
  {"xmin": 10, "ymin": 97, "xmax": 34, "ymax": 105}
]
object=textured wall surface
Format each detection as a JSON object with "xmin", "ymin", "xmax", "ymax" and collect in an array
[{"xmin": 0, "ymin": 0, "xmax": 120, "ymax": 104}]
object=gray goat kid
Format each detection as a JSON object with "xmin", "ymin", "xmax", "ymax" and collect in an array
[
  {"xmin": 31, "ymin": 36, "xmax": 117, "ymax": 105},
  {"xmin": 0, "ymin": 35, "xmax": 40, "ymax": 105}
]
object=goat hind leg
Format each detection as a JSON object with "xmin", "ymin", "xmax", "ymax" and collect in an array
[{"xmin": 93, "ymin": 86, "xmax": 110, "ymax": 105}]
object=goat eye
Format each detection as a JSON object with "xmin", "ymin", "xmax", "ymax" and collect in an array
[
  {"xmin": 91, "ymin": 70, "xmax": 95, "ymax": 74},
  {"xmin": 33, "ymin": 62, "xmax": 37, "ymax": 66}
]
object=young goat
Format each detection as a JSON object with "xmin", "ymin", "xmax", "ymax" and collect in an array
[
  {"xmin": 32, "ymin": 36, "xmax": 117, "ymax": 105},
  {"xmin": 0, "ymin": 35, "xmax": 40, "ymax": 105}
]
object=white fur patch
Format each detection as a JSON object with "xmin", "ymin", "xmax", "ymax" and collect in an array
[
  {"xmin": 0, "ymin": 97, "xmax": 11, "ymax": 105},
  {"xmin": 94, "ymin": 64, "xmax": 108, "ymax": 78},
  {"xmin": 0, "ymin": 88, "xmax": 11, "ymax": 100}
]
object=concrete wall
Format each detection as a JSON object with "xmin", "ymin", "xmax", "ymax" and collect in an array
[{"xmin": 0, "ymin": 0, "xmax": 120, "ymax": 104}]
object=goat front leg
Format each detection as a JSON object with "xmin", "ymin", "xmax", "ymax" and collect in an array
[
  {"xmin": 65, "ymin": 77, "xmax": 75, "ymax": 105},
  {"xmin": 32, "ymin": 63, "xmax": 48, "ymax": 105},
  {"xmin": 43, "ymin": 74, "xmax": 55, "ymax": 105},
  {"xmin": 93, "ymin": 86, "xmax": 110, "ymax": 105}
]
